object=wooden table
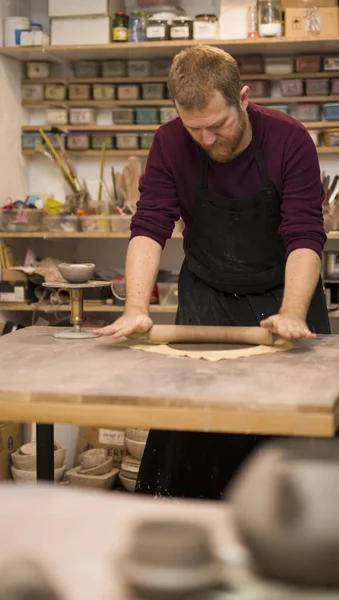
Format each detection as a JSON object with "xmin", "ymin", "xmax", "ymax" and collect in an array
[{"xmin": 1, "ymin": 327, "xmax": 339, "ymax": 478}]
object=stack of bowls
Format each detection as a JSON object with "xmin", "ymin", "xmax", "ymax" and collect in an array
[
  {"xmin": 119, "ymin": 429, "xmax": 149, "ymax": 492},
  {"xmin": 11, "ymin": 442, "xmax": 66, "ymax": 483},
  {"xmin": 66, "ymin": 448, "xmax": 119, "ymax": 490}
]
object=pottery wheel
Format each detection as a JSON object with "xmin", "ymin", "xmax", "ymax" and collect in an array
[{"xmin": 43, "ymin": 281, "xmax": 112, "ymax": 289}]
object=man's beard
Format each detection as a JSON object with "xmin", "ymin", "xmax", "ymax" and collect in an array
[{"xmin": 201, "ymin": 111, "xmax": 247, "ymax": 163}]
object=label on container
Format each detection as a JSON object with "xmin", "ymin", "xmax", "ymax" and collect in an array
[
  {"xmin": 99, "ymin": 429, "xmax": 125, "ymax": 446},
  {"xmin": 193, "ymin": 21, "xmax": 218, "ymax": 39},
  {"xmin": 146, "ymin": 25, "xmax": 166, "ymax": 39},
  {"xmin": 170, "ymin": 25, "xmax": 190, "ymax": 39},
  {"xmin": 113, "ymin": 26, "xmax": 128, "ymax": 41}
]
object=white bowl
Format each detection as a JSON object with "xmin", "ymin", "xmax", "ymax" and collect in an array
[
  {"xmin": 125, "ymin": 438, "xmax": 146, "ymax": 461},
  {"xmin": 58, "ymin": 262, "xmax": 95, "ymax": 283},
  {"xmin": 11, "ymin": 464, "xmax": 65, "ymax": 483},
  {"xmin": 125, "ymin": 428, "xmax": 149, "ymax": 442},
  {"xmin": 79, "ymin": 448, "xmax": 107, "ymax": 470},
  {"xmin": 119, "ymin": 473, "xmax": 137, "ymax": 493},
  {"xmin": 11, "ymin": 443, "xmax": 66, "ymax": 471}
]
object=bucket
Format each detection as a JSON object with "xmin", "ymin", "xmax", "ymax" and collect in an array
[{"xmin": 4, "ymin": 17, "xmax": 31, "ymax": 47}]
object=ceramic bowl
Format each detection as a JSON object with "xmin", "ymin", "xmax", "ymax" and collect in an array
[
  {"xmin": 67, "ymin": 466, "xmax": 119, "ymax": 489},
  {"xmin": 119, "ymin": 473, "xmax": 137, "ymax": 493},
  {"xmin": 125, "ymin": 438, "xmax": 146, "ymax": 461},
  {"xmin": 11, "ymin": 443, "xmax": 66, "ymax": 471},
  {"xmin": 11, "ymin": 464, "xmax": 65, "ymax": 483},
  {"xmin": 125, "ymin": 429, "xmax": 149, "ymax": 442},
  {"xmin": 79, "ymin": 448, "xmax": 107, "ymax": 470},
  {"xmin": 79, "ymin": 457, "xmax": 113, "ymax": 476},
  {"xmin": 58, "ymin": 262, "xmax": 95, "ymax": 283}
]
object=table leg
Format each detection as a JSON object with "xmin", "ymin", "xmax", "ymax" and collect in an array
[{"xmin": 36, "ymin": 424, "xmax": 54, "ymax": 481}]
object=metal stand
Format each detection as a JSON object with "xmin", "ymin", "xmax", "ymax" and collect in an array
[{"xmin": 36, "ymin": 424, "xmax": 54, "ymax": 481}]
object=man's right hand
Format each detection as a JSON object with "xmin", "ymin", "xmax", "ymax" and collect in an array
[{"xmin": 93, "ymin": 311, "xmax": 153, "ymax": 340}]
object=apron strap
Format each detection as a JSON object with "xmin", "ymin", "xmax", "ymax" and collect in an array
[{"xmin": 198, "ymin": 147, "xmax": 209, "ymax": 189}]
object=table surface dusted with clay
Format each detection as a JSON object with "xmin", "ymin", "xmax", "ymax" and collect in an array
[{"xmin": 0, "ymin": 327, "xmax": 338, "ymax": 437}]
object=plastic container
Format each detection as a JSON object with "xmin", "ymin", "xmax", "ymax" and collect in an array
[
  {"xmin": 44, "ymin": 214, "xmax": 79, "ymax": 232},
  {"xmin": 323, "ymin": 103, "xmax": 339, "ymax": 121},
  {"xmin": 141, "ymin": 83, "xmax": 165, "ymax": 100},
  {"xmin": 68, "ymin": 84, "xmax": 91, "ymax": 100},
  {"xmin": 91, "ymin": 135, "xmax": 114, "ymax": 150},
  {"xmin": 324, "ymin": 57, "xmax": 339, "ymax": 72},
  {"xmin": 74, "ymin": 61, "xmax": 100, "ymax": 78},
  {"xmin": 305, "ymin": 78, "xmax": 329, "ymax": 96},
  {"xmin": 0, "ymin": 209, "xmax": 42, "ymax": 232},
  {"xmin": 80, "ymin": 215, "xmax": 111, "ymax": 233},
  {"xmin": 113, "ymin": 108, "xmax": 135, "ymax": 125},
  {"xmin": 4, "ymin": 16, "xmax": 30, "ymax": 46},
  {"xmin": 101, "ymin": 60, "xmax": 127, "ymax": 77},
  {"xmin": 247, "ymin": 5, "xmax": 259, "ymax": 38},
  {"xmin": 140, "ymin": 132, "xmax": 155, "ymax": 149},
  {"xmin": 237, "ymin": 56, "xmax": 264, "ymax": 75},
  {"xmin": 69, "ymin": 108, "xmax": 96, "ymax": 125},
  {"xmin": 295, "ymin": 103, "xmax": 320, "ymax": 121},
  {"xmin": 67, "ymin": 133, "xmax": 90, "ymax": 151},
  {"xmin": 22, "ymin": 84, "xmax": 44, "ymax": 101},
  {"xmin": 46, "ymin": 109, "xmax": 68, "ymax": 126},
  {"xmin": 264, "ymin": 57, "xmax": 294, "ymax": 75},
  {"xmin": 115, "ymin": 134, "xmax": 139, "ymax": 150},
  {"xmin": 259, "ymin": 0, "xmax": 282, "ymax": 37},
  {"xmin": 331, "ymin": 79, "xmax": 339, "ymax": 94},
  {"xmin": 93, "ymin": 84, "xmax": 115, "ymax": 100},
  {"xmin": 280, "ymin": 79, "xmax": 303, "ymax": 96},
  {"xmin": 160, "ymin": 106, "xmax": 177, "ymax": 123},
  {"xmin": 244, "ymin": 80, "xmax": 270, "ymax": 97},
  {"xmin": 127, "ymin": 60, "xmax": 151, "ymax": 77},
  {"xmin": 296, "ymin": 56, "xmax": 321, "ymax": 73},
  {"xmin": 135, "ymin": 108, "xmax": 159, "ymax": 124},
  {"xmin": 151, "ymin": 59, "xmax": 172, "ymax": 77},
  {"xmin": 323, "ymin": 131, "xmax": 339, "ymax": 146},
  {"xmin": 21, "ymin": 133, "xmax": 43, "ymax": 150},
  {"xmin": 110, "ymin": 215, "xmax": 132, "ymax": 233},
  {"xmin": 157, "ymin": 282, "xmax": 178, "ymax": 306},
  {"xmin": 117, "ymin": 84, "xmax": 139, "ymax": 100},
  {"xmin": 111, "ymin": 276, "xmax": 126, "ymax": 304},
  {"xmin": 129, "ymin": 10, "xmax": 147, "ymax": 42},
  {"xmin": 45, "ymin": 84, "xmax": 67, "ymax": 101},
  {"xmin": 26, "ymin": 62, "xmax": 50, "ymax": 79}
]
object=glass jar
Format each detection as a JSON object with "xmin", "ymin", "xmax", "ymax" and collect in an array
[
  {"xmin": 146, "ymin": 17, "xmax": 169, "ymax": 41},
  {"xmin": 247, "ymin": 5, "xmax": 259, "ymax": 38},
  {"xmin": 129, "ymin": 10, "xmax": 147, "ymax": 42},
  {"xmin": 170, "ymin": 16, "xmax": 193, "ymax": 40},
  {"xmin": 193, "ymin": 14, "xmax": 219, "ymax": 40},
  {"xmin": 112, "ymin": 12, "xmax": 129, "ymax": 42},
  {"xmin": 259, "ymin": 1, "xmax": 282, "ymax": 37}
]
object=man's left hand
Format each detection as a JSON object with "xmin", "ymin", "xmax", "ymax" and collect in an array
[{"xmin": 260, "ymin": 313, "xmax": 316, "ymax": 341}]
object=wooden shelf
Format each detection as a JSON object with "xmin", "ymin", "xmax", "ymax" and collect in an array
[
  {"xmin": 22, "ymin": 124, "xmax": 159, "ymax": 132},
  {"xmin": 22, "ymin": 149, "xmax": 149, "ymax": 157},
  {"xmin": 3, "ymin": 37, "xmax": 339, "ymax": 61},
  {"xmin": 0, "ymin": 231, "xmax": 182, "ymax": 239},
  {"xmin": 0, "ymin": 301, "xmax": 178, "ymax": 313},
  {"xmin": 327, "ymin": 231, "xmax": 339, "ymax": 239},
  {"xmin": 23, "ymin": 99, "xmax": 173, "ymax": 108},
  {"xmin": 253, "ymin": 96, "xmax": 339, "ymax": 104}
]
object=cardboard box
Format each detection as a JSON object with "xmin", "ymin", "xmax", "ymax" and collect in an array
[
  {"xmin": 0, "ymin": 281, "xmax": 26, "ymax": 302},
  {"xmin": 48, "ymin": 0, "xmax": 122, "ymax": 17},
  {"xmin": 75, "ymin": 427, "xmax": 125, "ymax": 468},
  {"xmin": 51, "ymin": 16, "xmax": 111, "ymax": 45},
  {"xmin": 2, "ymin": 268, "xmax": 27, "ymax": 283},
  {"xmin": 282, "ymin": 0, "xmax": 337, "ymax": 7},
  {"xmin": 285, "ymin": 6, "xmax": 339, "ymax": 37},
  {"xmin": 0, "ymin": 423, "xmax": 23, "ymax": 480}
]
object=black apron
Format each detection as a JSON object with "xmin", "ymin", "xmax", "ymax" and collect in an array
[{"xmin": 136, "ymin": 115, "xmax": 330, "ymax": 500}]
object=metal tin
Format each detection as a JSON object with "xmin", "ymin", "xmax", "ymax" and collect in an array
[
  {"xmin": 115, "ymin": 133, "xmax": 139, "ymax": 149},
  {"xmin": 22, "ymin": 84, "xmax": 44, "ymax": 101},
  {"xmin": 266, "ymin": 104, "xmax": 289, "ymax": 114},
  {"xmin": 280, "ymin": 79, "xmax": 304, "ymax": 97},
  {"xmin": 141, "ymin": 83, "xmax": 165, "ymax": 100},
  {"xmin": 146, "ymin": 18, "xmax": 169, "ymax": 41},
  {"xmin": 305, "ymin": 78, "xmax": 329, "ymax": 96},
  {"xmin": 117, "ymin": 84, "xmax": 140, "ymax": 100},
  {"xmin": 74, "ymin": 61, "xmax": 100, "ymax": 78},
  {"xmin": 45, "ymin": 84, "xmax": 67, "ymax": 101},
  {"xmin": 323, "ymin": 103, "xmax": 339, "ymax": 121},
  {"xmin": 295, "ymin": 103, "xmax": 320, "ymax": 121},
  {"xmin": 135, "ymin": 108, "xmax": 159, "ymax": 124},
  {"xmin": 160, "ymin": 106, "xmax": 177, "ymax": 123},
  {"xmin": 68, "ymin": 84, "xmax": 91, "ymax": 100},
  {"xmin": 140, "ymin": 132, "xmax": 155, "ymax": 149},
  {"xmin": 93, "ymin": 84, "xmax": 115, "ymax": 100},
  {"xmin": 296, "ymin": 56, "xmax": 321, "ymax": 73},
  {"xmin": 91, "ymin": 134, "xmax": 114, "ymax": 149},
  {"xmin": 46, "ymin": 108, "xmax": 68, "ymax": 125},
  {"xmin": 331, "ymin": 79, "xmax": 339, "ymax": 94},
  {"xmin": 151, "ymin": 59, "xmax": 172, "ymax": 77},
  {"xmin": 21, "ymin": 132, "xmax": 43, "ymax": 149},
  {"xmin": 101, "ymin": 60, "xmax": 127, "ymax": 78},
  {"xmin": 324, "ymin": 57, "xmax": 339, "ymax": 72},
  {"xmin": 323, "ymin": 131, "xmax": 339, "ymax": 146},
  {"xmin": 244, "ymin": 80, "xmax": 270, "ymax": 97},
  {"xmin": 113, "ymin": 108, "xmax": 135, "ymax": 125},
  {"xmin": 170, "ymin": 17, "xmax": 193, "ymax": 40},
  {"xmin": 193, "ymin": 14, "xmax": 219, "ymax": 39},
  {"xmin": 127, "ymin": 60, "xmax": 151, "ymax": 78},
  {"xmin": 67, "ymin": 133, "xmax": 90, "ymax": 151},
  {"xmin": 237, "ymin": 55, "xmax": 264, "ymax": 75},
  {"xmin": 26, "ymin": 61, "xmax": 50, "ymax": 79},
  {"xmin": 264, "ymin": 57, "xmax": 294, "ymax": 75},
  {"xmin": 69, "ymin": 108, "xmax": 96, "ymax": 125}
]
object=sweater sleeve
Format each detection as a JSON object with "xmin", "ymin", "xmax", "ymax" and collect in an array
[
  {"xmin": 130, "ymin": 129, "xmax": 181, "ymax": 248},
  {"xmin": 279, "ymin": 128, "xmax": 326, "ymax": 258}
]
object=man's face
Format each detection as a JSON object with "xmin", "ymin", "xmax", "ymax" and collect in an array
[{"xmin": 176, "ymin": 88, "xmax": 249, "ymax": 162}]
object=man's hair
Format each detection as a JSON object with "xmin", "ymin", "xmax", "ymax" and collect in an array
[{"xmin": 167, "ymin": 45, "xmax": 242, "ymax": 110}]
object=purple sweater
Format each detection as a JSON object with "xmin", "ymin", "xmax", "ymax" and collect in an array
[{"xmin": 131, "ymin": 103, "xmax": 326, "ymax": 258}]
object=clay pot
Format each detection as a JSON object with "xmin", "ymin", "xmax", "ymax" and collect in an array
[
  {"xmin": 125, "ymin": 438, "xmax": 146, "ymax": 461},
  {"xmin": 79, "ymin": 448, "xmax": 107, "ymax": 470},
  {"xmin": 58, "ymin": 263, "xmax": 95, "ymax": 283},
  {"xmin": 11, "ymin": 464, "xmax": 65, "ymax": 483},
  {"xmin": 228, "ymin": 439, "xmax": 339, "ymax": 587},
  {"xmin": 11, "ymin": 443, "xmax": 66, "ymax": 471}
]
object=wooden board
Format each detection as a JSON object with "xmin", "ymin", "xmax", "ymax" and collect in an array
[{"xmin": 0, "ymin": 327, "xmax": 339, "ymax": 436}]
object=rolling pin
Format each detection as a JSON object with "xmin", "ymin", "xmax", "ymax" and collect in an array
[{"xmin": 132, "ymin": 325, "xmax": 276, "ymax": 346}]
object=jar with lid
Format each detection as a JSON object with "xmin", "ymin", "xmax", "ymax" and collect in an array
[
  {"xmin": 247, "ymin": 5, "xmax": 259, "ymax": 38},
  {"xmin": 170, "ymin": 16, "xmax": 193, "ymax": 40},
  {"xmin": 193, "ymin": 14, "xmax": 219, "ymax": 40},
  {"xmin": 146, "ymin": 17, "xmax": 169, "ymax": 41},
  {"xmin": 112, "ymin": 12, "xmax": 129, "ymax": 42},
  {"xmin": 129, "ymin": 10, "xmax": 147, "ymax": 42},
  {"xmin": 259, "ymin": 1, "xmax": 282, "ymax": 37}
]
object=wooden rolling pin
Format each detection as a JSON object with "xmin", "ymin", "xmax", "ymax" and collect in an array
[{"xmin": 132, "ymin": 325, "xmax": 276, "ymax": 346}]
